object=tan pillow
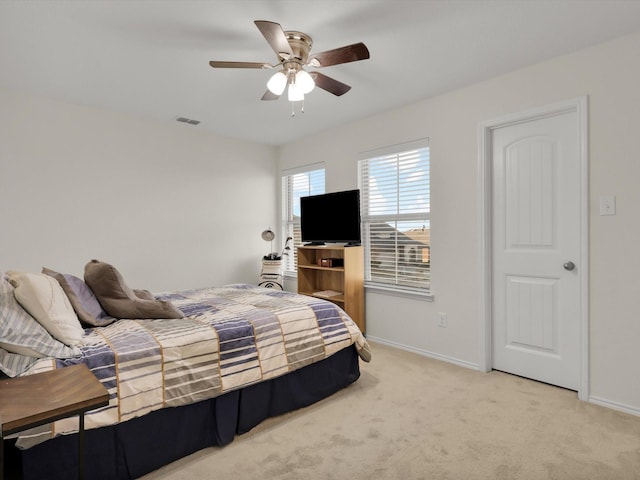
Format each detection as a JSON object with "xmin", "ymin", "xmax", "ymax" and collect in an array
[
  {"xmin": 7, "ymin": 271, "xmax": 85, "ymax": 346},
  {"xmin": 0, "ymin": 273, "xmax": 80, "ymax": 377},
  {"xmin": 83, "ymin": 260, "xmax": 184, "ymax": 320}
]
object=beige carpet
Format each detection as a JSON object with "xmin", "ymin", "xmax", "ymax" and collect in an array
[{"xmin": 141, "ymin": 342, "xmax": 640, "ymax": 480}]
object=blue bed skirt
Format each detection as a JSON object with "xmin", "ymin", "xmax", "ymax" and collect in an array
[{"xmin": 12, "ymin": 345, "xmax": 360, "ymax": 480}]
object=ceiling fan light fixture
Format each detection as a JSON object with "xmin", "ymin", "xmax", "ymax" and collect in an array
[
  {"xmin": 288, "ymin": 82, "xmax": 304, "ymax": 102},
  {"xmin": 210, "ymin": 20, "xmax": 370, "ymax": 113},
  {"xmin": 295, "ymin": 70, "xmax": 315, "ymax": 94},
  {"xmin": 266, "ymin": 71, "xmax": 287, "ymax": 95}
]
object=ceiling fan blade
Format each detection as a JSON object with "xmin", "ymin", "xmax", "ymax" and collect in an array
[
  {"xmin": 308, "ymin": 42, "xmax": 370, "ymax": 67},
  {"xmin": 209, "ymin": 61, "xmax": 271, "ymax": 69},
  {"xmin": 311, "ymin": 72, "xmax": 351, "ymax": 96},
  {"xmin": 254, "ymin": 20, "xmax": 294, "ymax": 60},
  {"xmin": 261, "ymin": 90, "xmax": 280, "ymax": 101}
]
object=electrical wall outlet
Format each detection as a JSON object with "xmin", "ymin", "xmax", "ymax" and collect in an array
[
  {"xmin": 437, "ymin": 312, "xmax": 447, "ymax": 327},
  {"xmin": 599, "ymin": 195, "xmax": 616, "ymax": 216}
]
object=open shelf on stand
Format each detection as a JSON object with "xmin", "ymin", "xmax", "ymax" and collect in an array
[{"xmin": 297, "ymin": 245, "xmax": 365, "ymax": 333}]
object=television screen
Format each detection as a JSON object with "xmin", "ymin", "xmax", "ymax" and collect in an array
[{"xmin": 300, "ymin": 189, "xmax": 361, "ymax": 245}]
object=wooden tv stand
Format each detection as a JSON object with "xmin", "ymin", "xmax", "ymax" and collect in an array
[{"xmin": 297, "ymin": 245, "xmax": 365, "ymax": 334}]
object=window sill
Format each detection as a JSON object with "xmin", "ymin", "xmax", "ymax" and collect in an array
[{"xmin": 365, "ymin": 283, "xmax": 434, "ymax": 302}]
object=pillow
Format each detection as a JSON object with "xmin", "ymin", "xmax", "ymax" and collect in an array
[
  {"xmin": 42, "ymin": 267, "xmax": 116, "ymax": 327},
  {"xmin": 84, "ymin": 260, "xmax": 184, "ymax": 319},
  {"xmin": 133, "ymin": 289, "xmax": 155, "ymax": 300},
  {"xmin": 7, "ymin": 271, "xmax": 85, "ymax": 347},
  {"xmin": 0, "ymin": 273, "xmax": 80, "ymax": 376},
  {"xmin": 0, "ymin": 347, "xmax": 42, "ymax": 378}
]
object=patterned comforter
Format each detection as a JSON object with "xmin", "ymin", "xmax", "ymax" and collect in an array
[{"xmin": 16, "ymin": 284, "xmax": 370, "ymax": 449}]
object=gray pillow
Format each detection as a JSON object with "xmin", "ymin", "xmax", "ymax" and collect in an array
[
  {"xmin": 83, "ymin": 260, "xmax": 184, "ymax": 320},
  {"xmin": 42, "ymin": 267, "xmax": 116, "ymax": 327}
]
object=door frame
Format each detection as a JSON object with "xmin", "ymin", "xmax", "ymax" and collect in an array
[{"xmin": 477, "ymin": 97, "xmax": 589, "ymax": 400}]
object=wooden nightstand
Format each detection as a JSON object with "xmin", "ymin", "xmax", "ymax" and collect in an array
[{"xmin": 0, "ymin": 364, "xmax": 109, "ymax": 480}]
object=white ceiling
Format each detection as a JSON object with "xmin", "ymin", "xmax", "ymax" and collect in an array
[{"xmin": 2, "ymin": 0, "xmax": 640, "ymax": 146}]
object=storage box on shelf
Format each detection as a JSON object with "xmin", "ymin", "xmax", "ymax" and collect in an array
[{"xmin": 297, "ymin": 245, "xmax": 365, "ymax": 334}]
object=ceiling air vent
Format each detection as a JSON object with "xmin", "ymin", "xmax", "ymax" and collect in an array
[{"xmin": 176, "ymin": 116, "xmax": 201, "ymax": 125}]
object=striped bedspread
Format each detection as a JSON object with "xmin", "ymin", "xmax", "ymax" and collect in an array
[{"xmin": 15, "ymin": 284, "xmax": 370, "ymax": 449}]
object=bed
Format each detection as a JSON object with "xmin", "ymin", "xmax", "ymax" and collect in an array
[{"xmin": 0, "ymin": 268, "xmax": 370, "ymax": 480}]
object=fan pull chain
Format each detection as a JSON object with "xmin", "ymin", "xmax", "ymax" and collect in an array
[{"xmin": 290, "ymin": 100, "xmax": 306, "ymax": 117}]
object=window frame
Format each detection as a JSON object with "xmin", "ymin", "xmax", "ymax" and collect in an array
[
  {"xmin": 358, "ymin": 138, "xmax": 432, "ymax": 300},
  {"xmin": 281, "ymin": 163, "xmax": 326, "ymax": 276}
]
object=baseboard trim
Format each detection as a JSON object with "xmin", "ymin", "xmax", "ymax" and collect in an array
[
  {"xmin": 366, "ymin": 338, "xmax": 640, "ymax": 417},
  {"xmin": 589, "ymin": 396, "xmax": 640, "ymax": 417},
  {"xmin": 366, "ymin": 336, "xmax": 480, "ymax": 371}
]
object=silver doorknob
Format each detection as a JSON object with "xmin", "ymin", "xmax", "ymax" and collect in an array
[{"xmin": 563, "ymin": 261, "xmax": 575, "ymax": 271}]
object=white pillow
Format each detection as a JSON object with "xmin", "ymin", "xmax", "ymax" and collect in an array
[{"xmin": 7, "ymin": 271, "xmax": 84, "ymax": 346}]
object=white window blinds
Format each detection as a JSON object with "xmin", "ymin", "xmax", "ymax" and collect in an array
[
  {"xmin": 281, "ymin": 165, "xmax": 325, "ymax": 274},
  {"xmin": 359, "ymin": 139, "xmax": 430, "ymax": 292}
]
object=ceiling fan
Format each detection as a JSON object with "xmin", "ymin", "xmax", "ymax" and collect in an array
[{"xmin": 209, "ymin": 20, "xmax": 370, "ymax": 111}]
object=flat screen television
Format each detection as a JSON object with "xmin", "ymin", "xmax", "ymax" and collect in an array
[{"xmin": 300, "ymin": 189, "xmax": 361, "ymax": 245}]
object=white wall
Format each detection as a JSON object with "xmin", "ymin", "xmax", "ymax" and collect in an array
[
  {"xmin": 279, "ymin": 32, "xmax": 640, "ymax": 413},
  {"xmin": 0, "ymin": 89, "xmax": 277, "ymax": 291}
]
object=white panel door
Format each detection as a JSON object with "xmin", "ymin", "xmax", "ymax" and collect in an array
[{"xmin": 492, "ymin": 110, "xmax": 581, "ymax": 390}]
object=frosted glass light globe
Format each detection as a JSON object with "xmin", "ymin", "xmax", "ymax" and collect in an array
[
  {"xmin": 266, "ymin": 71, "xmax": 287, "ymax": 95},
  {"xmin": 288, "ymin": 82, "xmax": 304, "ymax": 102},
  {"xmin": 296, "ymin": 70, "xmax": 315, "ymax": 94}
]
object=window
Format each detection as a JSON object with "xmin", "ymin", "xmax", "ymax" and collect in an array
[
  {"xmin": 281, "ymin": 164, "xmax": 325, "ymax": 274},
  {"xmin": 358, "ymin": 139, "xmax": 430, "ymax": 295}
]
